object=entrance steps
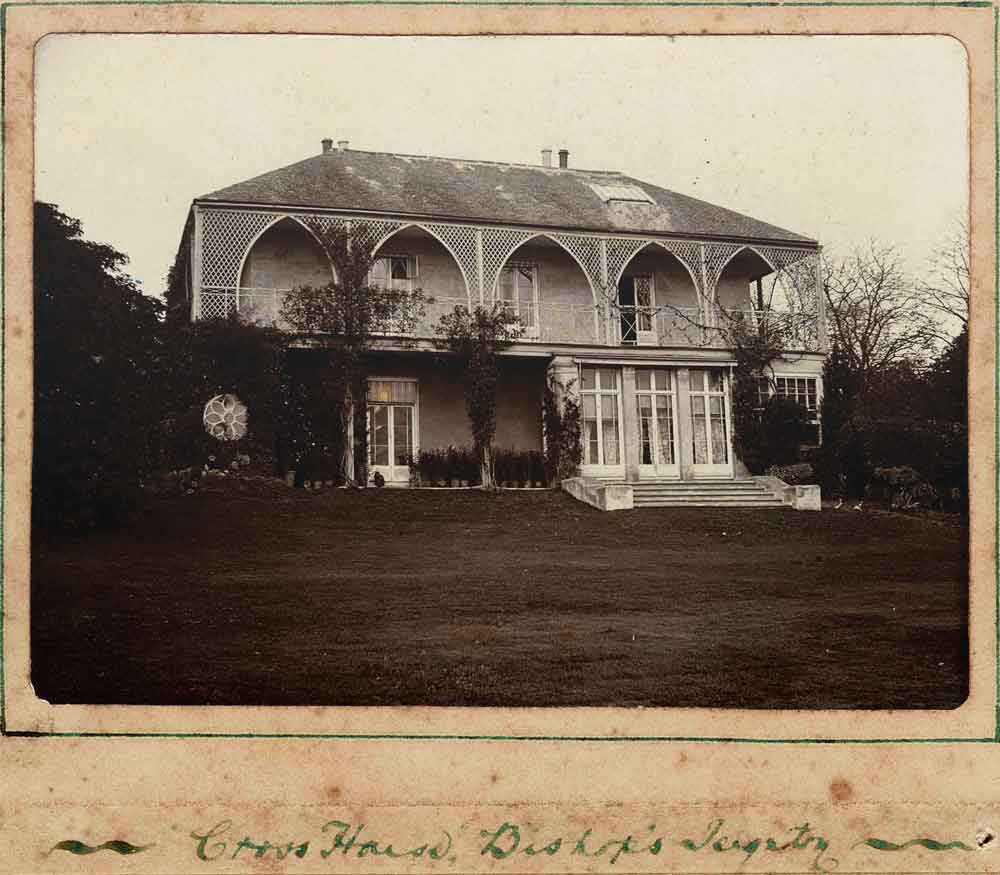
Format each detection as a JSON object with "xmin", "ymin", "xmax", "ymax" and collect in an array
[{"xmin": 599, "ymin": 477, "xmax": 787, "ymax": 508}]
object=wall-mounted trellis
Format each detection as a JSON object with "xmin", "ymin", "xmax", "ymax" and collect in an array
[
  {"xmin": 481, "ymin": 227, "xmax": 537, "ymax": 300},
  {"xmin": 194, "ymin": 205, "xmax": 824, "ymax": 351},
  {"xmin": 549, "ymin": 233, "xmax": 603, "ymax": 301}
]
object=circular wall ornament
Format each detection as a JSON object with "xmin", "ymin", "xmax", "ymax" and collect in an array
[{"xmin": 203, "ymin": 394, "xmax": 248, "ymax": 441}]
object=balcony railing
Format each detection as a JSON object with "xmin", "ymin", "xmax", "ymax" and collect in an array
[{"xmin": 198, "ymin": 289, "xmax": 821, "ymax": 351}]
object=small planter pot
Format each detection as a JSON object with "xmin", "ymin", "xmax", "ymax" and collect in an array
[
  {"xmin": 450, "ymin": 478, "xmax": 460, "ymax": 488},
  {"xmin": 461, "ymin": 479, "xmax": 470, "ymax": 487},
  {"xmin": 285, "ymin": 471, "xmax": 296, "ymax": 487}
]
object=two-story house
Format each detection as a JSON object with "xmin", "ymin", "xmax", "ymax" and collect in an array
[{"xmin": 172, "ymin": 140, "xmax": 826, "ymax": 506}]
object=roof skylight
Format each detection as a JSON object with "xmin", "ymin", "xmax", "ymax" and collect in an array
[{"xmin": 589, "ymin": 182, "xmax": 654, "ymax": 204}]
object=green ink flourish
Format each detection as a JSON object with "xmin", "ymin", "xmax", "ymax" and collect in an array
[
  {"xmin": 859, "ymin": 837, "xmax": 975, "ymax": 852},
  {"xmin": 50, "ymin": 840, "xmax": 152, "ymax": 856}
]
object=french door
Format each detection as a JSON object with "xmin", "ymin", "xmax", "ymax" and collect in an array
[
  {"xmin": 617, "ymin": 275, "xmax": 656, "ymax": 345},
  {"xmin": 367, "ymin": 378, "xmax": 417, "ymax": 483},
  {"xmin": 580, "ymin": 366, "xmax": 624, "ymax": 477},
  {"xmin": 635, "ymin": 368, "xmax": 679, "ymax": 477},
  {"xmin": 689, "ymin": 368, "xmax": 733, "ymax": 477}
]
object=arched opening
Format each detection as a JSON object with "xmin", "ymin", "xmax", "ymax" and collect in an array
[
  {"xmin": 492, "ymin": 235, "xmax": 596, "ymax": 342},
  {"xmin": 715, "ymin": 247, "xmax": 778, "ymax": 313},
  {"xmin": 372, "ymin": 225, "xmax": 470, "ymax": 314},
  {"xmin": 616, "ymin": 243, "xmax": 701, "ymax": 346},
  {"xmin": 238, "ymin": 217, "xmax": 333, "ymax": 323}
]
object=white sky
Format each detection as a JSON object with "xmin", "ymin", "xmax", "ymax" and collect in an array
[{"xmin": 35, "ymin": 34, "xmax": 968, "ymax": 297}]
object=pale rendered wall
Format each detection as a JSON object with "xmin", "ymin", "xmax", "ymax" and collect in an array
[{"xmin": 239, "ymin": 219, "xmax": 332, "ymax": 290}]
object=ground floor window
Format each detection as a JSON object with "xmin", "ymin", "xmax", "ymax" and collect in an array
[
  {"xmin": 690, "ymin": 368, "xmax": 730, "ymax": 466},
  {"xmin": 775, "ymin": 376, "xmax": 819, "ymax": 415},
  {"xmin": 367, "ymin": 379, "xmax": 417, "ymax": 476},
  {"xmin": 773, "ymin": 375, "xmax": 821, "ymax": 444},
  {"xmin": 580, "ymin": 366, "xmax": 621, "ymax": 467},
  {"xmin": 636, "ymin": 368, "xmax": 676, "ymax": 468}
]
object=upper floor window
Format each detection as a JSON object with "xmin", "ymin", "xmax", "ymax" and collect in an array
[
  {"xmin": 618, "ymin": 274, "xmax": 655, "ymax": 344},
  {"xmin": 497, "ymin": 262, "xmax": 538, "ymax": 332},
  {"xmin": 370, "ymin": 255, "xmax": 418, "ymax": 292}
]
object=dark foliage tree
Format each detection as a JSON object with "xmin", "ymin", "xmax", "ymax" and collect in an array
[
  {"xmin": 157, "ymin": 315, "xmax": 286, "ymax": 472},
  {"xmin": 435, "ymin": 304, "xmax": 523, "ymax": 488},
  {"xmin": 280, "ymin": 222, "xmax": 426, "ymax": 486},
  {"xmin": 33, "ymin": 202, "xmax": 165, "ymax": 530},
  {"xmin": 923, "ymin": 324, "xmax": 968, "ymax": 425}
]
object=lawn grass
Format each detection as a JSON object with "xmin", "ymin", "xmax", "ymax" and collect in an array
[{"xmin": 31, "ymin": 484, "xmax": 968, "ymax": 708}]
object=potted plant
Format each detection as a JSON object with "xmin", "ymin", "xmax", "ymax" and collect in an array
[
  {"xmin": 446, "ymin": 445, "xmax": 461, "ymax": 487},
  {"xmin": 529, "ymin": 450, "xmax": 545, "ymax": 488},
  {"xmin": 493, "ymin": 448, "xmax": 509, "ymax": 488}
]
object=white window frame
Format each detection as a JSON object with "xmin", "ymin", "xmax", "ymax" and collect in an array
[
  {"xmin": 689, "ymin": 367, "xmax": 734, "ymax": 476},
  {"xmin": 635, "ymin": 368, "xmax": 680, "ymax": 477},
  {"xmin": 370, "ymin": 254, "xmax": 419, "ymax": 292},
  {"xmin": 618, "ymin": 273, "xmax": 656, "ymax": 346},
  {"xmin": 365, "ymin": 376, "xmax": 419, "ymax": 483},
  {"xmin": 578, "ymin": 365, "xmax": 625, "ymax": 475},
  {"xmin": 769, "ymin": 374, "xmax": 823, "ymax": 445},
  {"xmin": 496, "ymin": 261, "xmax": 540, "ymax": 337}
]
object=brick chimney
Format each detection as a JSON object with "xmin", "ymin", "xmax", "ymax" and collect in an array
[
  {"xmin": 321, "ymin": 138, "xmax": 333, "ymax": 154},
  {"xmin": 558, "ymin": 149, "xmax": 569, "ymax": 169},
  {"xmin": 337, "ymin": 139, "xmax": 350, "ymax": 151},
  {"xmin": 541, "ymin": 149, "xmax": 552, "ymax": 168}
]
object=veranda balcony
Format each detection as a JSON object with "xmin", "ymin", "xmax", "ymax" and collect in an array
[{"xmin": 198, "ymin": 288, "xmax": 821, "ymax": 351}]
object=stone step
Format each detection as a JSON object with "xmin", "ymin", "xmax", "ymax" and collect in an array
[
  {"xmin": 635, "ymin": 500, "xmax": 787, "ymax": 508},
  {"xmin": 631, "ymin": 483, "xmax": 765, "ymax": 491}
]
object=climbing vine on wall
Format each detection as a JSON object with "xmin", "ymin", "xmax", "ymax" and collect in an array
[{"xmin": 434, "ymin": 304, "xmax": 523, "ymax": 489}]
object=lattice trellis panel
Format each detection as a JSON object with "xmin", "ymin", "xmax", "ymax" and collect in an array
[
  {"xmin": 753, "ymin": 245, "xmax": 816, "ymax": 275},
  {"xmin": 357, "ymin": 218, "xmax": 410, "ymax": 254},
  {"xmin": 481, "ymin": 227, "xmax": 537, "ymax": 300},
  {"xmin": 701, "ymin": 242, "xmax": 744, "ymax": 298},
  {"xmin": 653, "ymin": 240, "xmax": 706, "ymax": 298},
  {"xmin": 550, "ymin": 233, "xmax": 603, "ymax": 301},
  {"xmin": 291, "ymin": 213, "xmax": 350, "ymax": 240},
  {"xmin": 605, "ymin": 237, "xmax": 653, "ymax": 289},
  {"xmin": 422, "ymin": 223, "xmax": 480, "ymax": 300},
  {"xmin": 200, "ymin": 209, "xmax": 281, "ymax": 289}
]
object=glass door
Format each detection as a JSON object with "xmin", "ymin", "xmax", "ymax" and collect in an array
[
  {"xmin": 689, "ymin": 368, "xmax": 733, "ymax": 477},
  {"xmin": 367, "ymin": 379, "xmax": 417, "ymax": 483},
  {"xmin": 636, "ymin": 368, "xmax": 679, "ymax": 478},
  {"xmin": 579, "ymin": 366, "xmax": 624, "ymax": 477},
  {"xmin": 617, "ymin": 275, "xmax": 656, "ymax": 345}
]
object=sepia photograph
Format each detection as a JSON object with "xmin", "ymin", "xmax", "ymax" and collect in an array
[{"xmin": 29, "ymin": 32, "xmax": 969, "ymax": 711}]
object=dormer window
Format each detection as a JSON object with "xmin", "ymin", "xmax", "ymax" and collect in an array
[{"xmin": 370, "ymin": 255, "xmax": 417, "ymax": 291}]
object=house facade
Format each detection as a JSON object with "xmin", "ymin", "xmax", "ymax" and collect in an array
[{"xmin": 173, "ymin": 141, "xmax": 827, "ymax": 493}]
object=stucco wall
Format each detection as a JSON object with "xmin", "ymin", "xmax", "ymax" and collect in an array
[
  {"xmin": 622, "ymin": 251, "xmax": 700, "ymax": 309},
  {"xmin": 715, "ymin": 273, "xmax": 755, "ymax": 310},
  {"xmin": 367, "ymin": 353, "xmax": 545, "ymax": 453},
  {"xmin": 239, "ymin": 219, "xmax": 332, "ymax": 290},
  {"xmin": 505, "ymin": 243, "xmax": 592, "ymax": 307},
  {"xmin": 378, "ymin": 233, "xmax": 468, "ymax": 301}
]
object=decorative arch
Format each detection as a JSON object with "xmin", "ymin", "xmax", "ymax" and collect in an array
[
  {"xmin": 650, "ymin": 240, "xmax": 705, "ymax": 297},
  {"xmin": 487, "ymin": 231, "xmax": 600, "ymax": 304},
  {"xmin": 714, "ymin": 244, "xmax": 779, "ymax": 283},
  {"xmin": 235, "ymin": 214, "xmax": 336, "ymax": 292},
  {"xmin": 371, "ymin": 222, "xmax": 476, "ymax": 302},
  {"xmin": 612, "ymin": 239, "xmax": 702, "ymax": 301}
]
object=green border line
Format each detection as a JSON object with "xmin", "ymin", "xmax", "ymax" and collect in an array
[{"xmin": 2, "ymin": 4, "xmax": 995, "ymax": 742}]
